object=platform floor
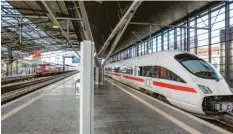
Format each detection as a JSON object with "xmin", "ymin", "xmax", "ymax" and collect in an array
[
  {"xmin": 2, "ymin": 74, "xmax": 34, "ymax": 78},
  {"xmin": 1, "ymin": 74, "xmax": 231, "ymax": 134}
]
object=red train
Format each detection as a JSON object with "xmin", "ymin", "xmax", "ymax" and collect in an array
[{"xmin": 35, "ymin": 63, "xmax": 63, "ymax": 75}]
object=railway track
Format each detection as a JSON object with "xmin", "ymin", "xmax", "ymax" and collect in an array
[
  {"xmin": 1, "ymin": 71, "xmax": 78, "ymax": 104},
  {"xmin": 105, "ymin": 76, "xmax": 233, "ymax": 133},
  {"xmin": 210, "ymin": 114, "xmax": 233, "ymax": 132}
]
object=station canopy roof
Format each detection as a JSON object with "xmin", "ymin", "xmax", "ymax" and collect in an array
[{"xmin": 1, "ymin": 0, "xmax": 216, "ymax": 60}]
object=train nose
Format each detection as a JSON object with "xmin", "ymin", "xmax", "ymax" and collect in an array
[{"xmin": 196, "ymin": 79, "xmax": 232, "ymax": 96}]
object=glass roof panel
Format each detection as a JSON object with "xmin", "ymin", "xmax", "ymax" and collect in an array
[{"xmin": 1, "ymin": 0, "xmax": 61, "ymax": 53}]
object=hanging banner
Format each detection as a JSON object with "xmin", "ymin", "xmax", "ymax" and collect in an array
[{"xmin": 72, "ymin": 58, "xmax": 80, "ymax": 63}]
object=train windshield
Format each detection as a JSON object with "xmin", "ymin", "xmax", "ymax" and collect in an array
[
  {"xmin": 175, "ymin": 53, "xmax": 222, "ymax": 80},
  {"xmin": 36, "ymin": 65, "xmax": 42, "ymax": 70}
]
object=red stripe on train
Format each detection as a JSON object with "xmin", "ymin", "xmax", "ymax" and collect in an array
[
  {"xmin": 153, "ymin": 81, "xmax": 197, "ymax": 93},
  {"xmin": 108, "ymin": 72, "xmax": 121, "ymax": 76},
  {"xmin": 123, "ymin": 75, "xmax": 144, "ymax": 82}
]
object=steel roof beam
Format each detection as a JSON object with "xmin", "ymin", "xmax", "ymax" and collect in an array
[
  {"xmin": 97, "ymin": 1, "xmax": 142, "ymax": 57},
  {"xmin": 40, "ymin": 0, "xmax": 80, "ymax": 57},
  {"xmin": 2, "ymin": 14, "xmax": 83, "ymax": 21},
  {"xmin": 65, "ymin": 1, "xmax": 83, "ymax": 41},
  {"xmin": 102, "ymin": 13, "xmax": 134, "ymax": 66},
  {"xmin": 77, "ymin": 1, "xmax": 99, "ymax": 66},
  {"xmin": 2, "ymin": 20, "xmax": 51, "ymax": 28},
  {"xmin": 129, "ymin": 22, "xmax": 211, "ymax": 30}
]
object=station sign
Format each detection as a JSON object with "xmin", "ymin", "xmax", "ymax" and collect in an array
[
  {"xmin": 32, "ymin": 51, "xmax": 41, "ymax": 59},
  {"xmin": 72, "ymin": 58, "xmax": 80, "ymax": 63}
]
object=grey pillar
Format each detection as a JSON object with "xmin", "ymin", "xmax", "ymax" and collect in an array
[
  {"xmin": 63, "ymin": 56, "xmax": 65, "ymax": 72},
  {"xmin": 99, "ymin": 67, "xmax": 104, "ymax": 84},
  {"xmin": 80, "ymin": 41, "xmax": 94, "ymax": 134},
  {"xmin": 6, "ymin": 63, "xmax": 9, "ymax": 76},
  {"xmin": 95, "ymin": 67, "xmax": 100, "ymax": 84},
  {"xmin": 225, "ymin": 2, "xmax": 230, "ymax": 86},
  {"xmin": 16, "ymin": 60, "xmax": 18, "ymax": 74},
  {"xmin": 9, "ymin": 61, "xmax": 12, "ymax": 76}
]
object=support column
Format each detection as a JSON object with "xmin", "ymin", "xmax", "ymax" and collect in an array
[
  {"xmin": 80, "ymin": 40, "xmax": 94, "ymax": 134},
  {"xmin": 8, "ymin": 47, "xmax": 13, "ymax": 76},
  {"xmin": 9, "ymin": 61, "xmax": 12, "ymax": 76},
  {"xmin": 6, "ymin": 63, "xmax": 9, "ymax": 76},
  {"xmin": 161, "ymin": 31, "xmax": 164, "ymax": 51},
  {"xmin": 95, "ymin": 67, "xmax": 100, "ymax": 84},
  {"xmin": 63, "ymin": 56, "xmax": 65, "ymax": 72},
  {"xmin": 187, "ymin": 19, "xmax": 190, "ymax": 52},
  {"xmin": 99, "ymin": 67, "xmax": 104, "ymax": 84},
  {"xmin": 208, "ymin": 9, "xmax": 212, "ymax": 63},
  {"xmin": 194, "ymin": 16, "xmax": 198, "ymax": 54},
  {"xmin": 16, "ymin": 60, "xmax": 18, "ymax": 74},
  {"xmin": 225, "ymin": 2, "xmax": 231, "ymax": 87}
]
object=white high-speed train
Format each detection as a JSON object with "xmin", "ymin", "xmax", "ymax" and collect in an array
[{"xmin": 105, "ymin": 50, "xmax": 233, "ymax": 115}]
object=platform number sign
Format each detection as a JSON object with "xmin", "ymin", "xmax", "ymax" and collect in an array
[{"xmin": 144, "ymin": 78, "xmax": 152, "ymax": 88}]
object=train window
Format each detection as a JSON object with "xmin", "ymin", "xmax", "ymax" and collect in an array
[
  {"xmin": 115, "ymin": 66, "xmax": 120, "ymax": 73},
  {"xmin": 139, "ymin": 66, "xmax": 156, "ymax": 77},
  {"xmin": 148, "ymin": 66, "xmax": 157, "ymax": 78},
  {"xmin": 139, "ymin": 65, "xmax": 185, "ymax": 83},
  {"xmin": 144, "ymin": 66, "xmax": 152, "ymax": 77},
  {"xmin": 139, "ymin": 66, "xmax": 146, "ymax": 76},
  {"xmin": 159, "ymin": 67, "xmax": 169, "ymax": 79},
  {"xmin": 36, "ymin": 65, "xmax": 42, "ymax": 70},
  {"xmin": 126, "ymin": 67, "xmax": 133, "ymax": 75},
  {"xmin": 111, "ymin": 67, "xmax": 115, "ymax": 72},
  {"xmin": 120, "ymin": 66, "xmax": 127, "ymax": 74},
  {"xmin": 168, "ymin": 71, "xmax": 186, "ymax": 83},
  {"xmin": 157, "ymin": 66, "xmax": 186, "ymax": 83},
  {"xmin": 175, "ymin": 53, "xmax": 221, "ymax": 80}
]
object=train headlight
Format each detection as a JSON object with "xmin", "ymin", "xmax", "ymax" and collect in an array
[{"xmin": 198, "ymin": 85, "xmax": 212, "ymax": 94}]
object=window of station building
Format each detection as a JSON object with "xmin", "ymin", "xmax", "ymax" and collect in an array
[
  {"xmin": 157, "ymin": 34, "xmax": 162, "ymax": 51},
  {"xmin": 142, "ymin": 42, "xmax": 145, "ymax": 55},
  {"xmin": 169, "ymin": 29, "xmax": 174, "ymax": 50},
  {"xmin": 148, "ymin": 40, "xmax": 153, "ymax": 54},
  {"xmin": 144, "ymin": 40, "xmax": 148, "ymax": 54},
  {"xmin": 196, "ymin": 11, "xmax": 209, "ymax": 62},
  {"xmin": 152, "ymin": 36, "xmax": 157, "ymax": 52},
  {"xmin": 177, "ymin": 27, "xmax": 181, "ymax": 50},
  {"xmin": 211, "ymin": 3, "xmax": 225, "ymax": 72},
  {"xmin": 138, "ymin": 43, "xmax": 142, "ymax": 56},
  {"xmin": 163, "ymin": 31, "xmax": 168, "ymax": 50}
]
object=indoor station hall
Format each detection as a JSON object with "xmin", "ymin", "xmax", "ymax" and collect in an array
[{"xmin": 1, "ymin": 1, "xmax": 233, "ymax": 134}]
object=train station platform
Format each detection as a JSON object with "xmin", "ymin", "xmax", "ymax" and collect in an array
[
  {"xmin": 1, "ymin": 74, "xmax": 231, "ymax": 134},
  {"xmin": 1, "ymin": 74, "xmax": 35, "ymax": 84},
  {"xmin": 2, "ymin": 74, "xmax": 34, "ymax": 78}
]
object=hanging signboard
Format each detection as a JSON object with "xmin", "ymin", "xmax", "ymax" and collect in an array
[
  {"xmin": 32, "ymin": 51, "xmax": 41, "ymax": 59},
  {"xmin": 72, "ymin": 58, "xmax": 80, "ymax": 63}
]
